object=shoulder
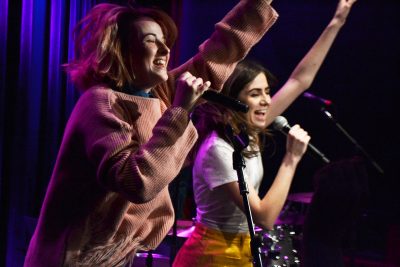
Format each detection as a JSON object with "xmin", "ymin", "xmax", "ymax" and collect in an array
[
  {"xmin": 73, "ymin": 86, "xmax": 127, "ymax": 123},
  {"xmin": 77, "ymin": 86, "xmax": 114, "ymax": 110},
  {"xmin": 198, "ymin": 132, "xmax": 233, "ymax": 161},
  {"xmin": 77, "ymin": 86, "xmax": 159, "ymax": 113}
]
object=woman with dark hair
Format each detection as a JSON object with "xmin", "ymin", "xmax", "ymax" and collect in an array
[
  {"xmin": 24, "ymin": 1, "xmax": 278, "ymax": 266},
  {"xmin": 173, "ymin": 0, "xmax": 357, "ymax": 266}
]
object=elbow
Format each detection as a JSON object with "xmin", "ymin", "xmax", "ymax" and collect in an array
[
  {"xmin": 289, "ymin": 76, "xmax": 314, "ymax": 92},
  {"xmin": 119, "ymin": 182, "xmax": 147, "ymax": 204},
  {"xmin": 122, "ymin": 180, "xmax": 165, "ymax": 204},
  {"xmin": 116, "ymin": 176, "xmax": 160, "ymax": 204},
  {"xmin": 256, "ymin": 220, "xmax": 275, "ymax": 231},
  {"xmin": 123, "ymin": 188, "xmax": 158, "ymax": 204},
  {"xmin": 255, "ymin": 216, "xmax": 275, "ymax": 231},
  {"xmin": 263, "ymin": 221, "xmax": 275, "ymax": 231},
  {"xmin": 112, "ymin": 166, "xmax": 166, "ymax": 204},
  {"xmin": 298, "ymin": 77, "xmax": 313, "ymax": 91},
  {"xmin": 128, "ymin": 192, "xmax": 149, "ymax": 204}
]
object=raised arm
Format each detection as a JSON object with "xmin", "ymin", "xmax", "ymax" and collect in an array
[
  {"xmin": 168, "ymin": 0, "xmax": 278, "ymax": 91},
  {"xmin": 265, "ymin": 0, "xmax": 357, "ymax": 126}
]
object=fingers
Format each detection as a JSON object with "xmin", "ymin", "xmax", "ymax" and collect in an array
[
  {"xmin": 289, "ymin": 125, "xmax": 310, "ymax": 143},
  {"xmin": 286, "ymin": 124, "xmax": 311, "ymax": 157},
  {"xmin": 342, "ymin": 0, "xmax": 358, "ymax": 10},
  {"xmin": 191, "ymin": 77, "xmax": 206, "ymax": 93},
  {"xmin": 344, "ymin": 0, "xmax": 357, "ymax": 7},
  {"xmin": 173, "ymin": 71, "xmax": 211, "ymax": 111},
  {"xmin": 199, "ymin": 81, "xmax": 211, "ymax": 94},
  {"xmin": 178, "ymin": 71, "xmax": 210, "ymax": 95},
  {"xmin": 333, "ymin": 0, "xmax": 357, "ymax": 24}
]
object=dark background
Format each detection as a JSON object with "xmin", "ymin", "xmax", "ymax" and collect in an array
[
  {"xmin": 176, "ymin": 1, "xmax": 400, "ymax": 265},
  {"xmin": 1, "ymin": 0, "xmax": 399, "ymax": 266}
]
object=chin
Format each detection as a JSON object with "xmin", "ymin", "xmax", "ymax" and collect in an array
[
  {"xmin": 161, "ymin": 74, "xmax": 169, "ymax": 81},
  {"xmin": 254, "ymin": 122, "xmax": 267, "ymax": 130},
  {"xmin": 154, "ymin": 72, "xmax": 168, "ymax": 82}
]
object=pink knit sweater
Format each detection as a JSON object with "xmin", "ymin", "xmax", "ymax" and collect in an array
[{"xmin": 24, "ymin": 1, "xmax": 278, "ymax": 266}]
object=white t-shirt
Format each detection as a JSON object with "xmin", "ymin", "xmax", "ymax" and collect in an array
[{"xmin": 193, "ymin": 131, "xmax": 263, "ymax": 233}]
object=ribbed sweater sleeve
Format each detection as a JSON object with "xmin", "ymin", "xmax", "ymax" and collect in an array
[
  {"xmin": 169, "ymin": 0, "xmax": 278, "ymax": 91},
  {"xmin": 77, "ymin": 88, "xmax": 197, "ymax": 203}
]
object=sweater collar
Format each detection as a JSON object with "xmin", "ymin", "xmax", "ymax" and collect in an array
[{"xmin": 121, "ymin": 84, "xmax": 155, "ymax": 98}]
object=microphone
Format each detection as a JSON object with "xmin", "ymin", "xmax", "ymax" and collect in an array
[
  {"xmin": 303, "ymin": 92, "xmax": 333, "ymax": 106},
  {"xmin": 202, "ymin": 90, "xmax": 248, "ymax": 113},
  {"xmin": 272, "ymin": 116, "xmax": 330, "ymax": 164}
]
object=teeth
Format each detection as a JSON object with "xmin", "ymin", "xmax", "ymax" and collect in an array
[{"xmin": 154, "ymin": 59, "xmax": 165, "ymax": 66}]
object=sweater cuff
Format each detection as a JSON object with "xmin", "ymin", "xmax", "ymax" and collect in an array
[{"xmin": 169, "ymin": 105, "xmax": 190, "ymax": 124}]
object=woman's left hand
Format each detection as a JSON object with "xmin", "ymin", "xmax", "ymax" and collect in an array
[
  {"xmin": 333, "ymin": 0, "xmax": 358, "ymax": 26},
  {"xmin": 286, "ymin": 124, "xmax": 311, "ymax": 160}
]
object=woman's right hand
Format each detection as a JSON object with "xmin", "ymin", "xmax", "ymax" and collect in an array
[{"xmin": 173, "ymin": 71, "xmax": 211, "ymax": 111}]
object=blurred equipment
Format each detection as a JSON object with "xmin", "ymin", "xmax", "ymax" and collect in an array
[
  {"xmin": 168, "ymin": 219, "xmax": 195, "ymax": 238},
  {"xmin": 255, "ymin": 194, "xmax": 315, "ymax": 267},
  {"xmin": 132, "ymin": 252, "xmax": 169, "ymax": 267},
  {"xmin": 258, "ymin": 224, "xmax": 301, "ymax": 267},
  {"xmin": 287, "ymin": 192, "xmax": 314, "ymax": 204}
]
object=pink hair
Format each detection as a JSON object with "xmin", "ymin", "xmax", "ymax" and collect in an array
[{"xmin": 64, "ymin": 3, "xmax": 177, "ymax": 91}]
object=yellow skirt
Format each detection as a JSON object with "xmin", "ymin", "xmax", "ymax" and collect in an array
[{"xmin": 172, "ymin": 223, "xmax": 253, "ymax": 267}]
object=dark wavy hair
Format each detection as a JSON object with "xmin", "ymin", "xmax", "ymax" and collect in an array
[
  {"xmin": 63, "ymin": 3, "xmax": 177, "ymax": 92},
  {"xmin": 192, "ymin": 59, "xmax": 277, "ymax": 159}
]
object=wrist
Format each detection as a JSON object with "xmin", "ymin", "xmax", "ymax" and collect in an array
[
  {"xmin": 330, "ymin": 15, "xmax": 347, "ymax": 28},
  {"xmin": 170, "ymin": 105, "xmax": 191, "ymax": 123},
  {"xmin": 171, "ymin": 102, "xmax": 190, "ymax": 112},
  {"xmin": 282, "ymin": 152, "xmax": 302, "ymax": 167}
]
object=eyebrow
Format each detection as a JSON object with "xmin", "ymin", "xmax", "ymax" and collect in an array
[{"xmin": 249, "ymin": 87, "xmax": 270, "ymax": 93}]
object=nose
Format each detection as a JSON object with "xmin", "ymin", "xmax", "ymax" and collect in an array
[
  {"xmin": 157, "ymin": 40, "xmax": 170, "ymax": 55},
  {"xmin": 261, "ymin": 94, "xmax": 271, "ymax": 106}
]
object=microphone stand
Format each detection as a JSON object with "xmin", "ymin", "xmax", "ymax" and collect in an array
[
  {"xmin": 225, "ymin": 125, "xmax": 264, "ymax": 267},
  {"xmin": 169, "ymin": 178, "xmax": 180, "ymax": 266},
  {"xmin": 320, "ymin": 107, "xmax": 384, "ymax": 175}
]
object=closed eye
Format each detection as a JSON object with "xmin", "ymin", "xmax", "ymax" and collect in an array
[
  {"xmin": 248, "ymin": 88, "xmax": 262, "ymax": 96},
  {"xmin": 249, "ymin": 87, "xmax": 270, "ymax": 96}
]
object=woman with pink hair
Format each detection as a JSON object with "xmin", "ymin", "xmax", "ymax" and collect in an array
[{"xmin": 24, "ymin": 1, "xmax": 278, "ymax": 266}]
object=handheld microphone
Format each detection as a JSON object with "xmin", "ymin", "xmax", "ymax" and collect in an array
[
  {"xmin": 272, "ymin": 116, "xmax": 330, "ymax": 164},
  {"xmin": 202, "ymin": 90, "xmax": 248, "ymax": 113},
  {"xmin": 303, "ymin": 92, "xmax": 333, "ymax": 106}
]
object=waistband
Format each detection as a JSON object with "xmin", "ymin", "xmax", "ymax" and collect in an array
[{"xmin": 194, "ymin": 222, "xmax": 251, "ymax": 244}]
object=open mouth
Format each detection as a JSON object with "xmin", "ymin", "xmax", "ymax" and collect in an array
[
  {"xmin": 255, "ymin": 110, "xmax": 267, "ymax": 116},
  {"xmin": 153, "ymin": 58, "xmax": 166, "ymax": 68},
  {"xmin": 254, "ymin": 110, "xmax": 267, "ymax": 121}
]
